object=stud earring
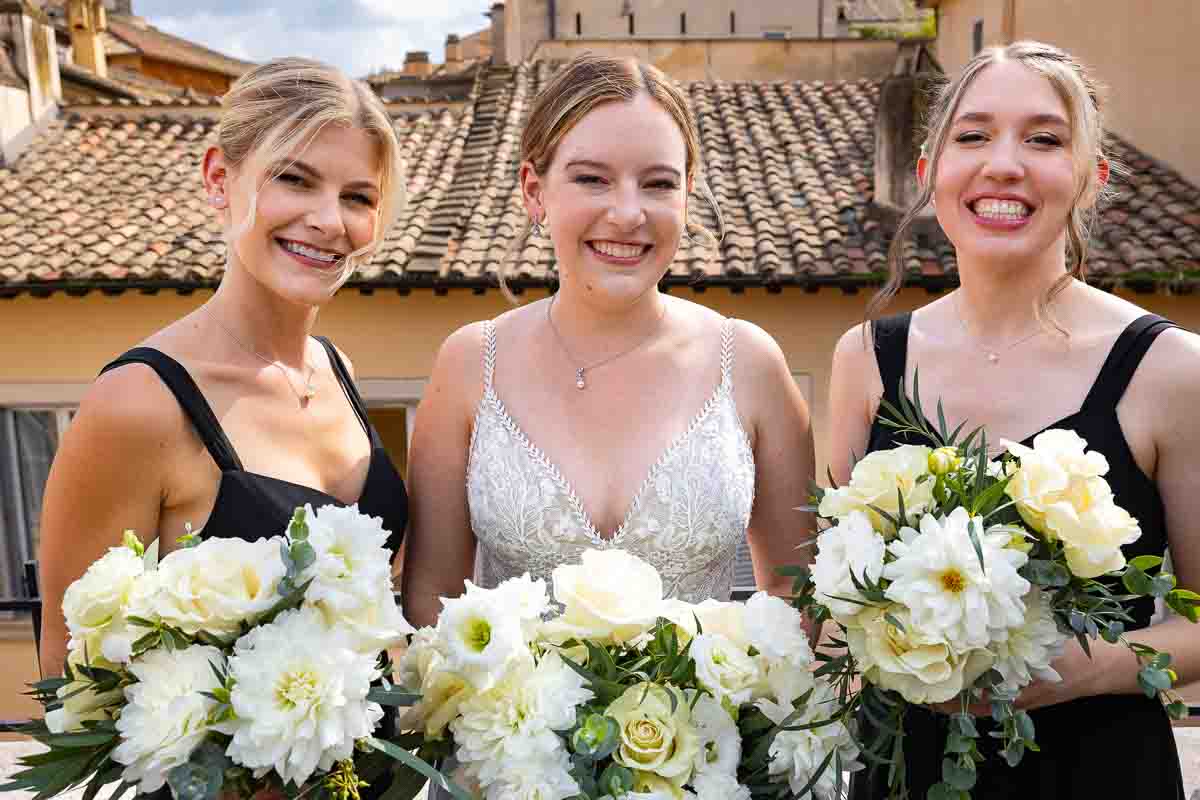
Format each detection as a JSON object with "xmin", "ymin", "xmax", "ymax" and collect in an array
[
  {"xmin": 531, "ymin": 212, "xmax": 548, "ymax": 237},
  {"xmin": 210, "ymin": 194, "xmax": 226, "ymax": 208}
]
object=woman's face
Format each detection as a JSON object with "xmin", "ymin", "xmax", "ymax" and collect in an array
[
  {"xmin": 926, "ymin": 60, "xmax": 1082, "ymax": 272},
  {"xmin": 207, "ymin": 123, "xmax": 382, "ymax": 307},
  {"xmin": 523, "ymin": 92, "xmax": 690, "ymax": 308}
]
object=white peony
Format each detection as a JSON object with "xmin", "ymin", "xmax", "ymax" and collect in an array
[
  {"xmin": 398, "ymin": 627, "xmax": 475, "ymax": 739},
  {"xmin": 222, "ymin": 606, "xmax": 383, "ymax": 786},
  {"xmin": 61, "ymin": 543, "xmax": 145, "ymax": 663},
  {"xmin": 743, "ymin": 592, "xmax": 813, "ymax": 667},
  {"xmin": 884, "ymin": 508, "xmax": 1030, "ymax": 651},
  {"xmin": 690, "ymin": 633, "xmax": 763, "ymax": 706},
  {"xmin": 138, "ymin": 536, "xmax": 286, "ymax": 638},
  {"xmin": 111, "ymin": 645, "xmax": 225, "ymax": 793},
  {"xmin": 847, "ymin": 605, "xmax": 994, "ymax": 704},
  {"xmin": 546, "ymin": 549, "xmax": 664, "ymax": 644},
  {"xmin": 811, "ymin": 511, "xmax": 888, "ymax": 622},
  {"xmin": 298, "ymin": 504, "xmax": 412, "ymax": 649},
  {"xmin": 45, "ymin": 649, "xmax": 124, "ymax": 734},
  {"xmin": 438, "ymin": 581, "xmax": 529, "ymax": 690},
  {"xmin": 690, "ymin": 693, "xmax": 741, "ymax": 778},
  {"xmin": 1004, "ymin": 430, "xmax": 1140, "ymax": 578},
  {"xmin": 452, "ymin": 652, "xmax": 591, "ymax": 789},
  {"xmin": 760, "ymin": 679, "xmax": 861, "ymax": 800},
  {"xmin": 818, "ymin": 445, "xmax": 935, "ymax": 535},
  {"xmin": 992, "ymin": 587, "xmax": 1069, "ymax": 694},
  {"xmin": 690, "ymin": 771, "xmax": 751, "ymax": 800}
]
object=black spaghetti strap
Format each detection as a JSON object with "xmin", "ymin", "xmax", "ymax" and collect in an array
[
  {"xmin": 99, "ymin": 348, "xmax": 244, "ymax": 472},
  {"xmin": 871, "ymin": 312, "xmax": 912, "ymax": 406},
  {"xmin": 314, "ymin": 337, "xmax": 372, "ymax": 437},
  {"xmin": 1080, "ymin": 314, "xmax": 1176, "ymax": 413}
]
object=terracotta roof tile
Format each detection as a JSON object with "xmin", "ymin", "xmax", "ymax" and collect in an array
[
  {"xmin": 0, "ymin": 61, "xmax": 1198, "ymax": 294},
  {"xmin": 107, "ymin": 16, "xmax": 254, "ymax": 79}
]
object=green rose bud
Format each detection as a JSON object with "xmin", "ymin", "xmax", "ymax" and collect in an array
[
  {"xmin": 121, "ymin": 530, "xmax": 145, "ymax": 557},
  {"xmin": 928, "ymin": 446, "xmax": 962, "ymax": 476}
]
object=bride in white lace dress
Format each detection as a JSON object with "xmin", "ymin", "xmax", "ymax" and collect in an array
[{"xmin": 402, "ymin": 54, "xmax": 815, "ymax": 630}]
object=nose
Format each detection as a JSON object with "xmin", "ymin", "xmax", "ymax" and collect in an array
[
  {"xmin": 981, "ymin": 135, "xmax": 1025, "ymax": 182},
  {"xmin": 606, "ymin": 179, "xmax": 647, "ymax": 230},
  {"xmin": 305, "ymin": 189, "xmax": 347, "ymax": 238}
]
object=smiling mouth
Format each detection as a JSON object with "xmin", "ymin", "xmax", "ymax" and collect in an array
[
  {"xmin": 277, "ymin": 237, "xmax": 344, "ymax": 264},
  {"xmin": 969, "ymin": 198, "xmax": 1033, "ymax": 220},
  {"xmin": 586, "ymin": 240, "xmax": 653, "ymax": 260}
]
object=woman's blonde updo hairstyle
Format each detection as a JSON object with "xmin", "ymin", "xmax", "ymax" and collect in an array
[
  {"xmin": 870, "ymin": 40, "xmax": 1119, "ymax": 323},
  {"xmin": 216, "ymin": 56, "xmax": 405, "ymax": 280},
  {"xmin": 503, "ymin": 53, "xmax": 723, "ymax": 296}
]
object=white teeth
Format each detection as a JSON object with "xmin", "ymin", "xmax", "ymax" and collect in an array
[
  {"xmin": 973, "ymin": 199, "xmax": 1031, "ymax": 219},
  {"xmin": 590, "ymin": 241, "xmax": 645, "ymax": 259},
  {"xmin": 281, "ymin": 240, "xmax": 340, "ymax": 262}
]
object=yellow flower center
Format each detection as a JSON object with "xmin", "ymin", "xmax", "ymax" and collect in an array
[
  {"xmin": 464, "ymin": 618, "xmax": 492, "ymax": 653},
  {"xmin": 939, "ymin": 569, "xmax": 967, "ymax": 594},
  {"xmin": 276, "ymin": 668, "xmax": 320, "ymax": 710}
]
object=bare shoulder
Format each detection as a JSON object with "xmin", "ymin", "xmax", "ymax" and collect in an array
[
  {"xmin": 320, "ymin": 338, "xmax": 356, "ymax": 378},
  {"xmin": 1136, "ymin": 324, "xmax": 1200, "ymax": 398},
  {"xmin": 82, "ymin": 361, "xmax": 190, "ymax": 446},
  {"xmin": 832, "ymin": 321, "xmax": 877, "ymax": 371},
  {"xmin": 728, "ymin": 317, "xmax": 790, "ymax": 377},
  {"xmin": 425, "ymin": 320, "xmax": 490, "ymax": 414}
]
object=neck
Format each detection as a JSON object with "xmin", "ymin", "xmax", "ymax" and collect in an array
[
  {"xmin": 547, "ymin": 283, "xmax": 667, "ymax": 359},
  {"xmin": 205, "ymin": 263, "xmax": 318, "ymax": 367},
  {"xmin": 954, "ymin": 247, "xmax": 1072, "ymax": 341}
]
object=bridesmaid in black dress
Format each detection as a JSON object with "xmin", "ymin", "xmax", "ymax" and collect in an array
[
  {"xmin": 828, "ymin": 42, "xmax": 1200, "ymax": 798},
  {"xmin": 36, "ymin": 58, "xmax": 409, "ymax": 795}
]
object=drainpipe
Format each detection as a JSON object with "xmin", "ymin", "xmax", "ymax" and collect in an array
[{"xmin": 549, "ymin": 0, "xmax": 556, "ymax": 40}]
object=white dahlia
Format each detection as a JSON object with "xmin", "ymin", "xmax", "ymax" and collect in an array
[
  {"xmin": 884, "ymin": 508, "xmax": 1030, "ymax": 651},
  {"xmin": 222, "ymin": 606, "xmax": 383, "ymax": 786},
  {"xmin": 811, "ymin": 511, "xmax": 888, "ymax": 622},
  {"xmin": 479, "ymin": 747, "xmax": 579, "ymax": 800},
  {"xmin": 111, "ymin": 645, "xmax": 225, "ymax": 793},
  {"xmin": 992, "ymin": 587, "xmax": 1069, "ymax": 694}
]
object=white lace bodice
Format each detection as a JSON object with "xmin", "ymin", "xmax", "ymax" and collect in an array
[{"xmin": 465, "ymin": 318, "xmax": 756, "ymax": 603}]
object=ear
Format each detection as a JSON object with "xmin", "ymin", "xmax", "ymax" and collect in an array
[
  {"xmin": 519, "ymin": 160, "xmax": 545, "ymax": 223},
  {"xmin": 202, "ymin": 147, "xmax": 229, "ymax": 206}
]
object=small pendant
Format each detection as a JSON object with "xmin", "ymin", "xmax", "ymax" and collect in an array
[
  {"xmin": 304, "ymin": 381, "xmax": 317, "ymax": 400},
  {"xmin": 986, "ymin": 352, "xmax": 1000, "ymax": 364},
  {"xmin": 575, "ymin": 368, "xmax": 586, "ymax": 390}
]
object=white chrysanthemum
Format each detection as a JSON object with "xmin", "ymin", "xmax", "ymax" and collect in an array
[
  {"xmin": 992, "ymin": 587, "xmax": 1069, "ymax": 694},
  {"xmin": 479, "ymin": 747, "xmax": 579, "ymax": 800},
  {"xmin": 452, "ymin": 652, "xmax": 592, "ymax": 789},
  {"xmin": 398, "ymin": 627, "xmax": 475, "ymax": 739},
  {"xmin": 140, "ymin": 536, "xmax": 286, "ymax": 639},
  {"xmin": 759, "ymin": 680, "xmax": 861, "ymax": 800},
  {"xmin": 223, "ymin": 606, "xmax": 383, "ymax": 786},
  {"xmin": 46, "ymin": 649, "xmax": 125, "ymax": 733},
  {"xmin": 299, "ymin": 504, "xmax": 413, "ymax": 649},
  {"xmin": 847, "ymin": 605, "xmax": 994, "ymax": 703},
  {"xmin": 743, "ymin": 592, "xmax": 813, "ymax": 667},
  {"xmin": 61, "ymin": 544, "xmax": 145, "ymax": 663},
  {"xmin": 690, "ymin": 633, "xmax": 763, "ymax": 706},
  {"xmin": 811, "ymin": 510, "xmax": 888, "ymax": 622},
  {"xmin": 690, "ymin": 693, "xmax": 741, "ymax": 778},
  {"xmin": 111, "ymin": 645, "xmax": 224, "ymax": 793},
  {"xmin": 690, "ymin": 771, "xmax": 751, "ymax": 800},
  {"xmin": 438, "ymin": 581, "xmax": 529, "ymax": 690},
  {"xmin": 884, "ymin": 508, "xmax": 1030, "ymax": 651},
  {"xmin": 818, "ymin": 445, "xmax": 934, "ymax": 535}
]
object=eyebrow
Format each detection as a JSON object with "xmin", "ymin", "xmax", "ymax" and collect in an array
[
  {"xmin": 952, "ymin": 111, "xmax": 1070, "ymax": 127},
  {"xmin": 273, "ymin": 159, "xmax": 380, "ymax": 192},
  {"xmin": 564, "ymin": 159, "xmax": 682, "ymax": 179}
]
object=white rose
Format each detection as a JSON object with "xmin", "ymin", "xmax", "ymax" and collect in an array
[
  {"xmin": 111, "ymin": 645, "xmax": 224, "ymax": 793},
  {"xmin": 298, "ymin": 503, "xmax": 413, "ymax": 649},
  {"xmin": 811, "ymin": 511, "xmax": 888, "ymax": 622},
  {"xmin": 691, "ymin": 633, "xmax": 762, "ymax": 707},
  {"xmin": 847, "ymin": 605, "xmax": 994, "ymax": 704},
  {"xmin": 606, "ymin": 683, "xmax": 700, "ymax": 782},
  {"xmin": 691, "ymin": 599, "xmax": 749, "ymax": 647},
  {"xmin": 819, "ymin": 445, "xmax": 934, "ymax": 535},
  {"xmin": 61, "ymin": 543, "xmax": 145, "ymax": 662},
  {"xmin": 141, "ymin": 536, "xmax": 286, "ymax": 638},
  {"xmin": 547, "ymin": 549, "xmax": 664, "ymax": 644},
  {"xmin": 743, "ymin": 592, "xmax": 813, "ymax": 667},
  {"xmin": 45, "ymin": 649, "xmax": 124, "ymax": 733}
]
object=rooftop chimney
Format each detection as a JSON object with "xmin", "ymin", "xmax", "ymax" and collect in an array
[
  {"xmin": 68, "ymin": 0, "xmax": 107, "ymax": 78},
  {"xmin": 490, "ymin": 2, "xmax": 507, "ymax": 65},
  {"xmin": 444, "ymin": 33, "xmax": 463, "ymax": 69},
  {"xmin": 403, "ymin": 50, "xmax": 433, "ymax": 76}
]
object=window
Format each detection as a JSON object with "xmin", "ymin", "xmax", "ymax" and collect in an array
[
  {"xmin": 973, "ymin": 19, "xmax": 984, "ymax": 54},
  {"xmin": 730, "ymin": 11, "xmax": 736, "ymax": 34},
  {"xmin": 0, "ymin": 408, "xmax": 73, "ymax": 599},
  {"xmin": 575, "ymin": 12, "xmax": 581, "ymax": 36},
  {"xmin": 680, "ymin": 12, "xmax": 686, "ymax": 35}
]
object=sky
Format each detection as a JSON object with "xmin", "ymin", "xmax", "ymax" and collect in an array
[{"xmin": 134, "ymin": 0, "xmax": 492, "ymax": 78}]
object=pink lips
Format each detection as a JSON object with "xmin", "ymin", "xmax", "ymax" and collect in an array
[
  {"xmin": 586, "ymin": 241, "xmax": 652, "ymax": 266},
  {"xmin": 277, "ymin": 238, "xmax": 343, "ymax": 270}
]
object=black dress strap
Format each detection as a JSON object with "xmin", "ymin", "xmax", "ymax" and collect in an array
[
  {"xmin": 1080, "ymin": 314, "xmax": 1176, "ymax": 412},
  {"xmin": 871, "ymin": 312, "xmax": 913, "ymax": 407},
  {"xmin": 99, "ymin": 348, "xmax": 244, "ymax": 472},
  {"xmin": 314, "ymin": 337, "xmax": 373, "ymax": 439}
]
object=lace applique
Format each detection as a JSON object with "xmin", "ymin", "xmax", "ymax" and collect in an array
[{"xmin": 465, "ymin": 319, "xmax": 755, "ymax": 603}]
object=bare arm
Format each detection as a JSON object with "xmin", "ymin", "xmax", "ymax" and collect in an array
[
  {"xmin": 400, "ymin": 324, "xmax": 485, "ymax": 628},
  {"xmin": 37, "ymin": 367, "xmax": 177, "ymax": 676},
  {"xmin": 826, "ymin": 324, "xmax": 881, "ymax": 486},
  {"xmin": 735, "ymin": 322, "xmax": 815, "ymax": 598}
]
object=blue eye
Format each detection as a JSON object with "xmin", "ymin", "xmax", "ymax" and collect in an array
[{"xmin": 345, "ymin": 193, "xmax": 374, "ymax": 206}]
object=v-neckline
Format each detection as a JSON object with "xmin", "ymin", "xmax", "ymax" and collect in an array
[{"xmin": 479, "ymin": 379, "xmax": 734, "ymax": 545}]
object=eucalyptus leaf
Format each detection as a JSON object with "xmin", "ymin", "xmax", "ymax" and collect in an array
[{"xmin": 367, "ymin": 738, "xmax": 473, "ymax": 800}]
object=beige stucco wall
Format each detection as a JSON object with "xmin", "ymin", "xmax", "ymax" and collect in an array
[
  {"xmin": 3, "ymin": 285, "xmax": 1200, "ymax": 720},
  {"xmin": 531, "ymin": 37, "xmax": 902, "ymax": 82},
  {"xmin": 551, "ymin": 0, "xmax": 827, "ymax": 40},
  {"xmin": 931, "ymin": 0, "xmax": 1200, "ymax": 186}
]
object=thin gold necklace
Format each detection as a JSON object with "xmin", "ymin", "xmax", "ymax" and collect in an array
[
  {"xmin": 206, "ymin": 308, "xmax": 318, "ymax": 406},
  {"xmin": 545, "ymin": 294, "xmax": 668, "ymax": 390},
  {"xmin": 954, "ymin": 294, "xmax": 1044, "ymax": 365}
]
